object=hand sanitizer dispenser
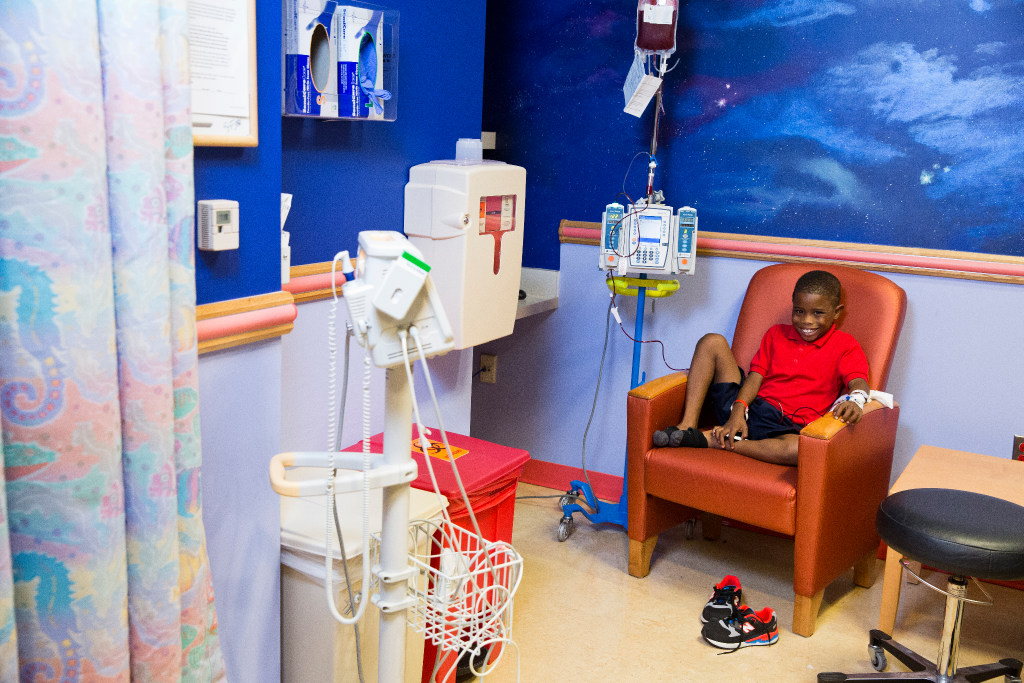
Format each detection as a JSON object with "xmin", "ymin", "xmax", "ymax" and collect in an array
[{"xmin": 404, "ymin": 140, "xmax": 526, "ymax": 350}]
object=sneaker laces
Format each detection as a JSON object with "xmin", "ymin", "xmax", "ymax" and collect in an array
[
  {"xmin": 710, "ymin": 585, "xmax": 738, "ymax": 605},
  {"xmin": 714, "ymin": 607, "xmax": 771, "ymax": 656},
  {"xmin": 714, "ymin": 612, "xmax": 747, "ymax": 656},
  {"xmin": 708, "ymin": 578, "xmax": 740, "ymax": 608}
]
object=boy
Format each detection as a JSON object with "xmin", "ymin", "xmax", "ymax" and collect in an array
[{"xmin": 652, "ymin": 270, "xmax": 870, "ymax": 466}]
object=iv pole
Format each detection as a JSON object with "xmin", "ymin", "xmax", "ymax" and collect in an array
[{"xmin": 558, "ymin": 58, "xmax": 669, "ymax": 540}]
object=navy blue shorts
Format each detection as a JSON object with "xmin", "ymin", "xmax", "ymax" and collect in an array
[{"xmin": 708, "ymin": 368, "xmax": 802, "ymax": 441}]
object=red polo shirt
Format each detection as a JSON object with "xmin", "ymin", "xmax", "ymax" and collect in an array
[{"xmin": 749, "ymin": 324, "xmax": 868, "ymax": 426}]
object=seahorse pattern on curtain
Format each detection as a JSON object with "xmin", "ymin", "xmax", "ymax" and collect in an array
[{"xmin": 0, "ymin": 1, "xmax": 224, "ymax": 680}]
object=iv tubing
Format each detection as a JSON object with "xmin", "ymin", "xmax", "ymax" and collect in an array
[
  {"xmin": 649, "ymin": 56, "xmax": 667, "ymax": 161},
  {"xmin": 575, "ymin": 300, "xmax": 615, "ymax": 512}
]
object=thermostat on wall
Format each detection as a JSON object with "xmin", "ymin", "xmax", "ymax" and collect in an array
[{"xmin": 198, "ymin": 199, "xmax": 239, "ymax": 251}]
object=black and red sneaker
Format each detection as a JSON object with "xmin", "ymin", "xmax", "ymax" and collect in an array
[
  {"xmin": 701, "ymin": 605, "xmax": 780, "ymax": 650},
  {"xmin": 701, "ymin": 574, "xmax": 742, "ymax": 623}
]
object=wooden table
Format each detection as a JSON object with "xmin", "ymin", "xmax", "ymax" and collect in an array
[{"xmin": 878, "ymin": 445, "xmax": 1024, "ymax": 635}]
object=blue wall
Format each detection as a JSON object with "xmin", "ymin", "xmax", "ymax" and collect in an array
[
  {"xmin": 483, "ymin": 0, "xmax": 1024, "ymax": 273},
  {"xmin": 193, "ymin": 0, "xmax": 283, "ymax": 305},
  {"xmin": 281, "ymin": 1, "xmax": 487, "ymax": 267},
  {"xmin": 194, "ymin": 1, "xmax": 487, "ymax": 304}
]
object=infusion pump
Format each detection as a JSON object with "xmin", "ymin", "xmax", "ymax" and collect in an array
[{"xmin": 599, "ymin": 201, "xmax": 697, "ymax": 275}]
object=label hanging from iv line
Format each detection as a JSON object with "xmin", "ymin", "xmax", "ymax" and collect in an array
[{"xmin": 623, "ymin": 52, "xmax": 662, "ymax": 117}]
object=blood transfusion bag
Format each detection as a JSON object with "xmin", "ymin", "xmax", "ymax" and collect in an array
[{"xmin": 635, "ymin": 0, "xmax": 678, "ymax": 57}]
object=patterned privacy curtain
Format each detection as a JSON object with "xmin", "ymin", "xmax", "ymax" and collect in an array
[{"xmin": 0, "ymin": 1, "xmax": 224, "ymax": 680}]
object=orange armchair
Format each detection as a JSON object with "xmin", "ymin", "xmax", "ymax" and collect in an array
[{"xmin": 626, "ymin": 263, "xmax": 906, "ymax": 637}]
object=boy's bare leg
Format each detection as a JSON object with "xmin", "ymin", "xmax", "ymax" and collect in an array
[
  {"xmin": 677, "ymin": 333, "xmax": 742, "ymax": 430},
  {"xmin": 707, "ymin": 432, "xmax": 800, "ymax": 466}
]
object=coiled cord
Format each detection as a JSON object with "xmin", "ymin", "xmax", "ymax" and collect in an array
[{"xmin": 322, "ymin": 254, "xmax": 372, "ymax": 632}]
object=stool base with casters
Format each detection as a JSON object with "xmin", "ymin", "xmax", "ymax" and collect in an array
[
  {"xmin": 819, "ymin": 488, "xmax": 1024, "ymax": 683},
  {"xmin": 818, "ymin": 626, "xmax": 1022, "ymax": 682}
]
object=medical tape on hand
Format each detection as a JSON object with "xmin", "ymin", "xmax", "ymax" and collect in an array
[{"xmin": 829, "ymin": 391, "xmax": 867, "ymax": 413}]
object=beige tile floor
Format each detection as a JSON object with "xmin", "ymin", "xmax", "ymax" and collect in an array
[{"xmin": 481, "ymin": 483, "xmax": 1024, "ymax": 682}]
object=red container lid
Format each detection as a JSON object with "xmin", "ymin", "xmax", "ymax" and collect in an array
[{"xmin": 342, "ymin": 425, "xmax": 530, "ymax": 496}]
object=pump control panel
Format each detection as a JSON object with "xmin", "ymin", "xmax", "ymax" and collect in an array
[{"xmin": 627, "ymin": 203, "xmax": 674, "ymax": 272}]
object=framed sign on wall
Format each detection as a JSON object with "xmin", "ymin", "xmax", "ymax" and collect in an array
[{"xmin": 188, "ymin": 0, "xmax": 258, "ymax": 147}]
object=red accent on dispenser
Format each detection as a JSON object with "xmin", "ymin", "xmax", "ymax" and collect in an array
[{"xmin": 479, "ymin": 194, "xmax": 516, "ymax": 275}]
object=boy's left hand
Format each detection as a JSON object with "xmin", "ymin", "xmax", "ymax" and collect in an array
[{"xmin": 832, "ymin": 400, "xmax": 864, "ymax": 424}]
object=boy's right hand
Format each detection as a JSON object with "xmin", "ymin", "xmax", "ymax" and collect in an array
[{"xmin": 713, "ymin": 415, "xmax": 748, "ymax": 449}]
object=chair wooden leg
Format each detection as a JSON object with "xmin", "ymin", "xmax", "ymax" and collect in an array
[
  {"xmin": 853, "ymin": 548, "xmax": 878, "ymax": 588},
  {"xmin": 792, "ymin": 589, "xmax": 825, "ymax": 637},
  {"xmin": 628, "ymin": 536, "xmax": 657, "ymax": 578},
  {"xmin": 701, "ymin": 513, "xmax": 722, "ymax": 541},
  {"xmin": 877, "ymin": 546, "xmax": 904, "ymax": 635}
]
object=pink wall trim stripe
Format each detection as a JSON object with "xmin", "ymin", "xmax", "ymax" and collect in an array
[
  {"xmin": 701, "ymin": 237, "xmax": 1024, "ymax": 278},
  {"xmin": 561, "ymin": 226, "xmax": 599, "ymax": 242},
  {"xmin": 282, "ymin": 271, "xmax": 347, "ymax": 296},
  {"xmin": 196, "ymin": 303, "xmax": 298, "ymax": 342}
]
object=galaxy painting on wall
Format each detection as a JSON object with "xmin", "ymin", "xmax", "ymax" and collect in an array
[
  {"xmin": 483, "ymin": 0, "xmax": 1024, "ymax": 266},
  {"xmin": 669, "ymin": 0, "xmax": 1024, "ymax": 255}
]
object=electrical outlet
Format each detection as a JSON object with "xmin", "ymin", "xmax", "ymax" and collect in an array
[
  {"xmin": 1014, "ymin": 434, "xmax": 1024, "ymax": 461},
  {"xmin": 479, "ymin": 354, "xmax": 497, "ymax": 384}
]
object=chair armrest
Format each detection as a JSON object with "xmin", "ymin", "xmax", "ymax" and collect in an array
[
  {"xmin": 793, "ymin": 402, "xmax": 900, "ymax": 598},
  {"xmin": 626, "ymin": 371, "xmax": 689, "ymax": 439},
  {"xmin": 627, "ymin": 371, "xmax": 689, "ymax": 401},
  {"xmin": 799, "ymin": 401, "xmax": 888, "ymax": 441}
]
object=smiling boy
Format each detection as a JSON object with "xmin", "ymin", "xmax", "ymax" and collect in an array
[{"xmin": 652, "ymin": 270, "xmax": 870, "ymax": 466}]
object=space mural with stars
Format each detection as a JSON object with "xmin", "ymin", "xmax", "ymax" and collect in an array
[{"xmin": 482, "ymin": 0, "xmax": 1024, "ymax": 270}]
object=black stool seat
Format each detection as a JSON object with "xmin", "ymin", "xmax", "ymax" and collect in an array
[{"xmin": 876, "ymin": 488, "xmax": 1024, "ymax": 581}]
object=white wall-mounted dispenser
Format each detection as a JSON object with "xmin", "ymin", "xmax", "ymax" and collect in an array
[{"xmin": 403, "ymin": 140, "xmax": 526, "ymax": 350}]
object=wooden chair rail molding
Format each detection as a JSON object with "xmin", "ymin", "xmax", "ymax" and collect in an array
[
  {"xmin": 194, "ymin": 264, "xmax": 345, "ymax": 355},
  {"xmin": 560, "ymin": 220, "xmax": 1024, "ymax": 285},
  {"xmin": 196, "ymin": 291, "xmax": 297, "ymax": 354}
]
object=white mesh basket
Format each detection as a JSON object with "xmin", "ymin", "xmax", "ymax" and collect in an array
[{"xmin": 371, "ymin": 518, "xmax": 522, "ymax": 671}]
